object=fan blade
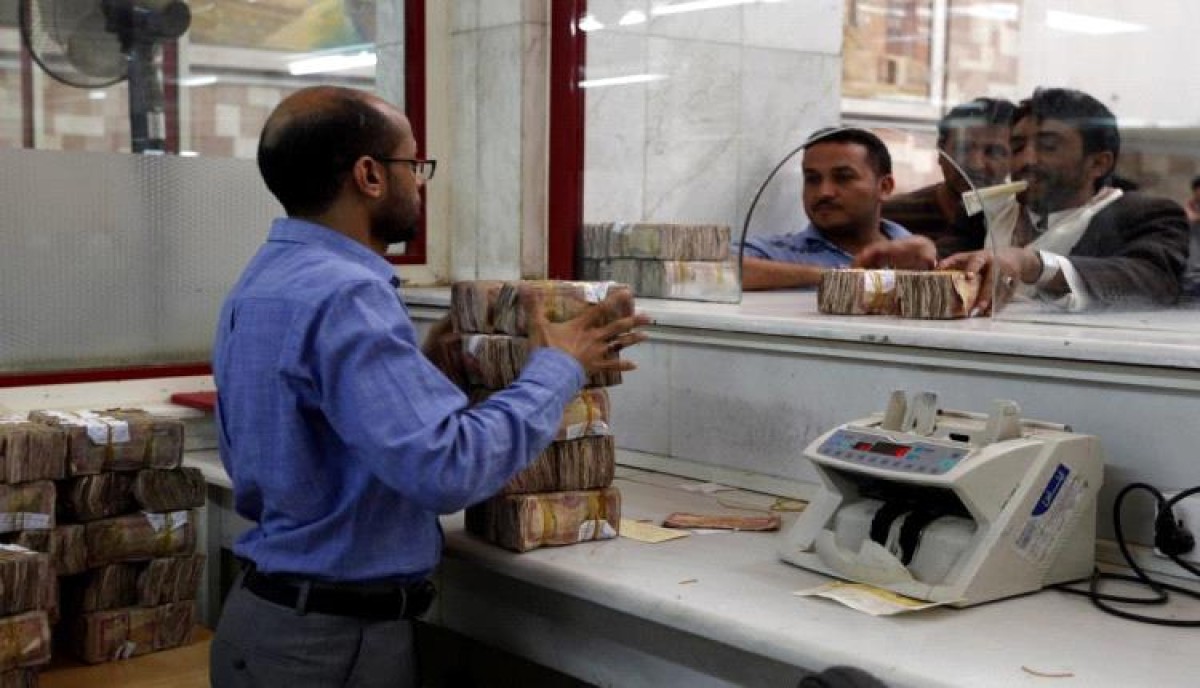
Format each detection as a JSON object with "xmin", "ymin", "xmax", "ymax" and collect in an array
[{"xmin": 66, "ymin": 8, "xmax": 126, "ymax": 79}]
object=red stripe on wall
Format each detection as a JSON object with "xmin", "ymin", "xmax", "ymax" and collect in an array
[
  {"xmin": 389, "ymin": 0, "xmax": 428, "ymax": 266},
  {"xmin": 0, "ymin": 363, "xmax": 212, "ymax": 389},
  {"xmin": 547, "ymin": 0, "xmax": 587, "ymax": 279}
]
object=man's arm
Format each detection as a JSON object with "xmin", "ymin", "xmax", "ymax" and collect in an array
[{"xmin": 740, "ymin": 257, "xmax": 824, "ymax": 290}]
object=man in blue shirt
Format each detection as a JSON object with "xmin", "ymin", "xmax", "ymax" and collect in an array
[
  {"xmin": 740, "ymin": 127, "xmax": 910, "ymax": 290},
  {"xmin": 209, "ymin": 86, "xmax": 649, "ymax": 688}
]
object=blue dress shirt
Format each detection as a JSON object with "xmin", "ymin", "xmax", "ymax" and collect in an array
[
  {"xmin": 213, "ymin": 218, "xmax": 585, "ymax": 583},
  {"xmin": 740, "ymin": 220, "xmax": 911, "ymax": 266}
]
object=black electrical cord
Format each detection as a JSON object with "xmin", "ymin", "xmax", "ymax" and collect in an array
[{"xmin": 1054, "ymin": 482, "xmax": 1200, "ymax": 626}]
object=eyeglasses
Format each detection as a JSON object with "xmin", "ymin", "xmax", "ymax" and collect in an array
[{"xmin": 373, "ymin": 157, "xmax": 437, "ymax": 181}]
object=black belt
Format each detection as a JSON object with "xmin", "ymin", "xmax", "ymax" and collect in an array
[{"xmin": 241, "ymin": 564, "xmax": 435, "ymax": 621}]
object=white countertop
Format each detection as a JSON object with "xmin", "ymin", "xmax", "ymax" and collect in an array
[
  {"xmin": 440, "ymin": 467, "xmax": 1200, "ymax": 688},
  {"xmin": 401, "ymin": 287, "xmax": 1200, "ymax": 369}
]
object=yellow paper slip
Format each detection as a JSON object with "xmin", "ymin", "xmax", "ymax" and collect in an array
[
  {"xmin": 619, "ymin": 518, "xmax": 690, "ymax": 544},
  {"xmin": 793, "ymin": 582, "xmax": 953, "ymax": 616}
]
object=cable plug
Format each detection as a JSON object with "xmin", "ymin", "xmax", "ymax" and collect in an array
[{"xmin": 1155, "ymin": 507, "xmax": 1196, "ymax": 557}]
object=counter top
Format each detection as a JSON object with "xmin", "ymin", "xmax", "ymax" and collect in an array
[
  {"xmin": 440, "ymin": 467, "xmax": 1200, "ymax": 688},
  {"xmin": 401, "ymin": 287, "xmax": 1200, "ymax": 370}
]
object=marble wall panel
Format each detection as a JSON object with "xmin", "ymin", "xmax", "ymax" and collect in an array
[
  {"xmin": 450, "ymin": 30, "xmax": 481, "ymax": 281},
  {"xmin": 520, "ymin": 21, "xmax": 548, "ymax": 277},
  {"xmin": 475, "ymin": 24, "xmax": 525, "ymax": 280},
  {"xmin": 647, "ymin": 3, "xmax": 743, "ymax": 44},
  {"xmin": 586, "ymin": 0, "xmax": 651, "ymax": 35},
  {"xmin": 583, "ymin": 31, "xmax": 649, "ymax": 223},
  {"xmin": 743, "ymin": 0, "xmax": 842, "ymax": 55}
]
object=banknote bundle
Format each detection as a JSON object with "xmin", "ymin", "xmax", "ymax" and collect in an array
[
  {"xmin": 0, "ymin": 612, "xmax": 50, "ymax": 671},
  {"xmin": 132, "ymin": 467, "xmax": 206, "ymax": 513},
  {"xmin": 449, "ymin": 280, "xmax": 507, "ymax": 334},
  {"xmin": 471, "ymin": 388, "xmax": 611, "ymax": 443},
  {"xmin": 458, "ymin": 334, "xmax": 621, "ymax": 389},
  {"xmin": 65, "ymin": 562, "xmax": 139, "ymax": 613},
  {"xmin": 0, "ymin": 669, "xmax": 36, "ymax": 687},
  {"xmin": 490, "ymin": 280, "xmax": 634, "ymax": 336},
  {"xmin": 580, "ymin": 258, "xmax": 740, "ymax": 301},
  {"xmin": 7, "ymin": 525, "xmax": 87, "ymax": 576},
  {"xmin": 67, "ymin": 601, "xmax": 195, "ymax": 664},
  {"xmin": 0, "ymin": 547, "xmax": 53, "ymax": 616},
  {"xmin": 579, "ymin": 223, "xmax": 731, "ymax": 261},
  {"xmin": 501, "ymin": 435, "xmax": 616, "ymax": 495},
  {"xmin": 818, "ymin": 269, "xmax": 980, "ymax": 319},
  {"xmin": 60, "ymin": 472, "xmax": 137, "ymax": 522},
  {"xmin": 84, "ymin": 510, "xmax": 195, "ymax": 567},
  {"xmin": 465, "ymin": 487, "xmax": 621, "ymax": 553},
  {"xmin": 0, "ymin": 482, "xmax": 55, "ymax": 534},
  {"xmin": 28, "ymin": 409, "xmax": 184, "ymax": 475},
  {"xmin": 137, "ymin": 554, "xmax": 206, "ymax": 607},
  {"xmin": 0, "ymin": 421, "xmax": 67, "ymax": 484}
]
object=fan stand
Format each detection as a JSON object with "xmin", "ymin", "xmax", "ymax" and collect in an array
[{"xmin": 127, "ymin": 39, "xmax": 166, "ymax": 153}]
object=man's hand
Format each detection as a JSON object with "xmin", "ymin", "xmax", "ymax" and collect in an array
[
  {"xmin": 1186, "ymin": 199, "xmax": 1200, "ymax": 224},
  {"xmin": 526, "ymin": 291, "xmax": 652, "ymax": 377},
  {"xmin": 420, "ymin": 314, "xmax": 456, "ymax": 367},
  {"xmin": 853, "ymin": 236, "xmax": 938, "ymax": 270},
  {"xmin": 937, "ymin": 246, "xmax": 1038, "ymax": 315}
]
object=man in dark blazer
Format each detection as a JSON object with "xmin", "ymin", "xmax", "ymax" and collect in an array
[{"xmin": 860, "ymin": 88, "xmax": 1189, "ymax": 313}]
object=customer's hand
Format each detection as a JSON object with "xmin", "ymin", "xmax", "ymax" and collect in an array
[
  {"xmin": 938, "ymin": 246, "xmax": 1037, "ymax": 315},
  {"xmin": 526, "ymin": 290, "xmax": 651, "ymax": 376},
  {"xmin": 853, "ymin": 236, "xmax": 938, "ymax": 270}
]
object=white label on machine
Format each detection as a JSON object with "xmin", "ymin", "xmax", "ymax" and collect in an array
[{"xmin": 1013, "ymin": 464, "xmax": 1084, "ymax": 566}]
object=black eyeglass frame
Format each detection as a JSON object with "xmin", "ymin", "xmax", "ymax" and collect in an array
[{"xmin": 373, "ymin": 157, "xmax": 437, "ymax": 180}]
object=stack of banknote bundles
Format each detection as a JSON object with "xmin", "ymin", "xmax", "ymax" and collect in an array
[
  {"xmin": 0, "ymin": 547, "xmax": 54, "ymax": 678},
  {"xmin": 578, "ymin": 223, "xmax": 738, "ymax": 300},
  {"xmin": 0, "ymin": 407, "xmax": 207, "ymax": 665},
  {"xmin": 818, "ymin": 269, "xmax": 978, "ymax": 319},
  {"xmin": 442, "ymin": 280, "xmax": 627, "ymax": 552}
]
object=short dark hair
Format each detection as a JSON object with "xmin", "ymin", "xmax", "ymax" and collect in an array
[
  {"xmin": 258, "ymin": 86, "xmax": 404, "ymax": 217},
  {"xmin": 1014, "ymin": 87, "xmax": 1120, "ymax": 190},
  {"xmin": 936, "ymin": 98, "xmax": 1015, "ymax": 148},
  {"xmin": 1191, "ymin": 175, "xmax": 1200, "ymax": 192},
  {"xmin": 804, "ymin": 126, "xmax": 893, "ymax": 177}
]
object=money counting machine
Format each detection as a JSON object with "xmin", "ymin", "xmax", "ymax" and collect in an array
[{"xmin": 780, "ymin": 391, "xmax": 1102, "ymax": 606}]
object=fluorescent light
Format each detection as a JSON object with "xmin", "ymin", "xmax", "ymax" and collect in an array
[
  {"xmin": 579, "ymin": 14, "xmax": 604, "ymax": 31},
  {"xmin": 1045, "ymin": 10, "xmax": 1146, "ymax": 35},
  {"xmin": 619, "ymin": 10, "xmax": 648, "ymax": 26},
  {"xmin": 178, "ymin": 74, "xmax": 218, "ymax": 87},
  {"xmin": 288, "ymin": 50, "xmax": 377, "ymax": 76},
  {"xmin": 949, "ymin": 2, "xmax": 1018, "ymax": 22},
  {"xmin": 88, "ymin": 91, "xmax": 106, "ymax": 101},
  {"xmin": 579, "ymin": 73, "xmax": 669, "ymax": 89},
  {"xmin": 651, "ymin": 0, "xmax": 756, "ymax": 17},
  {"xmin": 180, "ymin": 151, "xmax": 199, "ymax": 157}
]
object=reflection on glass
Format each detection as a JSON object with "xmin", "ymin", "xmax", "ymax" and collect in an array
[{"xmin": 844, "ymin": 0, "xmax": 933, "ymax": 101}]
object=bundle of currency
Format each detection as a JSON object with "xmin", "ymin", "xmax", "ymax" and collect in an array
[
  {"xmin": 0, "ymin": 421, "xmax": 67, "ymax": 484},
  {"xmin": 449, "ymin": 280, "xmax": 507, "ymax": 333},
  {"xmin": 472, "ymin": 388, "xmax": 612, "ymax": 442},
  {"xmin": 60, "ymin": 472, "xmax": 137, "ymax": 522},
  {"xmin": 84, "ymin": 511, "xmax": 195, "ymax": 567},
  {"xmin": 28, "ymin": 409, "xmax": 184, "ymax": 475},
  {"xmin": 137, "ymin": 554, "xmax": 205, "ymax": 607},
  {"xmin": 818, "ymin": 269, "xmax": 899, "ymax": 315},
  {"xmin": 895, "ymin": 270, "xmax": 979, "ymax": 319},
  {"xmin": 0, "ymin": 482, "xmax": 54, "ymax": 534},
  {"xmin": 490, "ymin": 281, "xmax": 634, "ymax": 337},
  {"xmin": 0, "ymin": 611, "xmax": 50, "ymax": 671},
  {"xmin": 465, "ymin": 487, "xmax": 621, "ymax": 553},
  {"xmin": 8, "ymin": 524, "xmax": 87, "ymax": 576},
  {"xmin": 69, "ymin": 601, "xmax": 196, "ymax": 663},
  {"xmin": 65, "ymin": 562, "xmax": 139, "ymax": 613},
  {"xmin": 133, "ymin": 467, "xmax": 205, "ymax": 513},
  {"xmin": 459, "ymin": 334, "xmax": 621, "ymax": 389},
  {"xmin": 583, "ymin": 259, "xmax": 740, "ymax": 301},
  {"xmin": 579, "ymin": 223, "xmax": 731, "ymax": 261},
  {"xmin": 0, "ymin": 547, "xmax": 53, "ymax": 616},
  {"xmin": 502, "ymin": 435, "xmax": 615, "ymax": 495},
  {"xmin": 0, "ymin": 669, "xmax": 36, "ymax": 688}
]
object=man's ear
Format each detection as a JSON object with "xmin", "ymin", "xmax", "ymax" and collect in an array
[
  {"xmin": 1087, "ymin": 150, "xmax": 1116, "ymax": 187},
  {"xmin": 351, "ymin": 156, "xmax": 386, "ymax": 199},
  {"xmin": 879, "ymin": 173, "xmax": 896, "ymax": 198}
]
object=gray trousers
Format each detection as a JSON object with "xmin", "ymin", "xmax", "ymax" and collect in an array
[{"xmin": 210, "ymin": 572, "xmax": 417, "ymax": 688}]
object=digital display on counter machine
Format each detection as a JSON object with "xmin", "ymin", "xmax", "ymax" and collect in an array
[{"xmin": 853, "ymin": 440, "xmax": 912, "ymax": 457}]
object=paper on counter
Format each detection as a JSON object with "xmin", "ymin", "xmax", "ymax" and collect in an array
[
  {"xmin": 619, "ymin": 518, "xmax": 690, "ymax": 543},
  {"xmin": 793, "ymin": 582, "xmax": 952, "ymax": 616},
  {"xmin": 677, "ymin": 482, "xmax": 735, "ymax": 494}
]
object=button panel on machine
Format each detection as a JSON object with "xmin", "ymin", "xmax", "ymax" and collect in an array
[{"xmin": 816, "ymin": 429, "xmax": 968, "ymax": 475}]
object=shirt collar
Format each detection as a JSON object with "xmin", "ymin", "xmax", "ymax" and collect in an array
[
  {"xmin": 799, "ymin": 219, "xmax": 909, "ymax": 253},
  {"xmin": 267, "ymin": 217, "xmax": 400, "ymax": 287},
  {"xmin": 1028, "ymin": 187, "xmax": 1123, "ymax": 232}
]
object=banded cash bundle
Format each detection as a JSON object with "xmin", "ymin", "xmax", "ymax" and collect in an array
[
  {"xmin": 0, "ymin": 420, "xmax": 67, "ymax": 484},
  {"xmin": 818, "ymin": 269, "xmax": 979, "ymax": 319},
  {"xmin": 60, "ymin": 472, "xmax": 136, "ymax": 521},
  {"xmin": 65, "ymin": 554, "xmax": 205, "ymax": 612},
  {"xmin": 85, "ymin": 510, "xmax": 196, "ymax": 567},
  {"xmin": 580, "ymin": 259, "xmax": 740, "ymax": 302},
  {"xmin": 133, "ymin": 467, "xmax": 206, "ymax": 512},
  {"xmin": 469, "ymin": 388, "xmax": 612, "ymax": 442},
  {"xmin": 28, "ymin": 409, "xmax": 184, "ymax": 475},
  {"xmin": 0, "ymin": 669, "xmax": 36, "ymax": 688},
  {"xmin": 6, "ymin": 525, "xmax": 87, "ymax": 576},
  {"xmin": 502, "ymin": 435, "xmax": 615, "ymax": 495},
  {"xmin": 68, "ymin": 601, "xmax": 195, "ymax": 664},
  {"xmin": 0, "ymin": 612, "xmax": 51, "ymax": 671},
  {"xmin": 0, "ymin": 481, "xmax": 54, "ymax": 534},
  {"xmin": 459, "ymin": 334, "xmax": 621, "ymax": 389},
  {"xmin": 465, "ymin": 487, "xmax": 621, "ymax": 552},
  {"xmin": 449, "ymin": 280, "xmax": 507, "ymax": 334},
  {"xmin": 580, "ymin": 223, "xmax": 731, "ymax": 261},
  {"xmin": 0, "ymin": 547, "xmax": 54, "ymax": 616},
  {"xmin": 490, "ymin": 280, "xmax": 634, "ymax": 337}
]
